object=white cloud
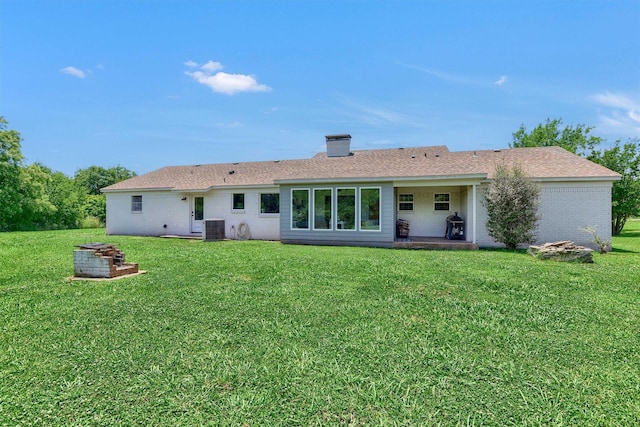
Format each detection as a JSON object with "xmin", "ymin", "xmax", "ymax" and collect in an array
[
  {"xmin": 184, "ymin": 60, "xmax": 199, "ymax": 68},
  {"xmin": 60, "ymin": 66, "xmax": 86, "ymax": 78},
  {"xmin": 185, "ymin": 59, "xmax": 271, "ymax": 95},
  {"xmin": 494, "ymin": 75, "xmax": 508, "ymax": 86},
  {"xmin": 592, "ymin": 91, "xmax": 638, "ymax": 111},
  {"xmin": 201, "ymin": 60, "xmax": 223, "ymax": 72},
  {"xmin": 591, "ymin": 91, "xmax": 640, "ymax": 135}
]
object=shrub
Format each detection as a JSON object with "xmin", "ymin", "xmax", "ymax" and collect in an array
[
  {"xmin": 80, "ymin": 216, "xmax": 103, "ymax": 229},
  {"xmin": 483, "ymin": 162, "xmax": 541, "ymax": 249}
]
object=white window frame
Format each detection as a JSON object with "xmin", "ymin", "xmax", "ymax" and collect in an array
[
  {"xmin": 434, "ymin": 193, "xmax": 451, "ymax": 211},
  {"xmin": 398, "ymin": 193, "xmax": 414, "ymax": 211},
  {"xmin": 232, "ymin": 193, "xmax": 245, "ymax": 212},
  {"xmin": 131, "ymin": 195, "xmax": 142, "ymax": 213},
  {"xmin": 312, "ymin": 188, "xmax": 333, "ymax": 231},
  {"xmin": 336, "ymin": 187, "xmax": 357, "ymax": 231},
  {"xmin": 359, "ymin": 187, "xmax": 381, "ymax": 232},
  {"xmin": 290, "ymin": 188, "xmax": 310, "ymax": 230},
  {"xmin": 259, "ymin": 192, "xmax": 280, "ymax": 216}
]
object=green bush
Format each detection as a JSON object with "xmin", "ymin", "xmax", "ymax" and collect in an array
[{"xmin": 79, "ymin": 215, "xmax": 103, "ymax": 229}]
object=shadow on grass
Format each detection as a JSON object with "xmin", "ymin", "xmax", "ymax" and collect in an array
[
  {"xmin": 479, "ymin": 248, "xmax": 531, "ymax": 255},
  {"xmin": 611, "ymin": 247, "xmax": 638, "ymax": 254},
  {"xmin": 616, "ymin": 232, "xmax": 640, "ymax": 239}
]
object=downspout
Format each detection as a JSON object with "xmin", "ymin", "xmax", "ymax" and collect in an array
[{"xmin": 472, "ymin": 184, "xmax": 477, "ymax": 244}]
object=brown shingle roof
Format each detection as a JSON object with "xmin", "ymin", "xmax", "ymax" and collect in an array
[{"xmin": 102, "ymin": 145, "xmax": 620, "ymax": 192}]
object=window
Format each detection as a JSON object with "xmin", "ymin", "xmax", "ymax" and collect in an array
[
  {"xmin": 360, "ymin": 187, "xmax": 380, "ymax": 231},
  {"xmin": 291, "ymin": 189, "xmax": 309, "ymax": 229},
  {"xmin": 232, "ymin": 193, "xmax": 245, "ymax": 210},
  {"xmin": 398, "ymin": 193, "xmax": 414, "ymax": 211},
  {"xmin": 434, "ymin": 193, "xmax": 450, "ymax": 211},
  {"xmin": 313, "ymin": 188, "xmax": 332, "ymax": 230},
  {"xmin": 260, "ymin": 193, "xmax": 280, "ymax": 214},
  {"xmin": 194, "ymin": 196, "xmax": 204, "ymax": 220},
  {"xmin": 336, "ymin": 188, "xmax": 356, "ymax": 230},
  {"xmin": 131, "ymin": 195, "xmax": 142, "ymax": 212}
]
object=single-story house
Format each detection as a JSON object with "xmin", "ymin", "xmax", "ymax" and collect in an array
[{"xmin": 102, "ymin": 135, "xmax": 621, "ymax": 249}]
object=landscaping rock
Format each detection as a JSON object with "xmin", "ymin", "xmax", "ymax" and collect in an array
[{"xmin": 528, "ymin": 241, "xmax": 594, "ymax": 263}]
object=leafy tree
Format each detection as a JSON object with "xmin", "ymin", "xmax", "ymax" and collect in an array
[
  {"xmin": 16, "ymin": 163, "xmax": 57, "ymax": 230},
  {"xmin": 74, "ymin": 165, "xmax": 136, "ymax": 195},
  {"xmin": 1, "ymin": 116, "xmax": 137, "ymax": 231},
  {"xmin": 0, "ymin": 117, "xmax": 24, "ymax": 230},
  {"xmin": 82, "ymin": 194, "xmax": 107, "ymax": 224},
  {"xmin": 511, "ymin": 118, "xmax": 602, "ymax": 156},
  {"xmin": 483, "ymin": 163, "xmax": 541, "ymax": 249},
  {"xmin": 75, "ymin": 165, "xmax": 136, "ymax": 225},
  {"xmin": 39, "ymin": 165, "xmax": 83, "ymax": 229},
  {"xmin": 588, "ymin": 139, "xmax": 640, "ymax": 235},
  {"xmin": 0, "ymin": 119, "xmax": 55, "ymax": 230}
]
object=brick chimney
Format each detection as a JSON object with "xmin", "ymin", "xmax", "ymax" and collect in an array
[{"xmin": 325, "ymin": 134, "xmax": 351, "ymax": 157}]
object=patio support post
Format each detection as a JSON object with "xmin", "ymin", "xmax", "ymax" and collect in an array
[{"xmin": 472, "ymin": 184, "xmax": 477, "ymax": 244}]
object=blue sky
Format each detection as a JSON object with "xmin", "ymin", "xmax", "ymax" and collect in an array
[{"xmin": 2, "ymin": 0, "xmax": 639, "ymax": 176}]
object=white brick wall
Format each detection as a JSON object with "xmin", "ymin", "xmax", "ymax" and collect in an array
[
  {"xmin": 74, "ymin": 249, "xmax": 113, "ymax": 278},
  {"xmin": 476, "ymin": 181, "xmax": 613, "ymax": 249}
]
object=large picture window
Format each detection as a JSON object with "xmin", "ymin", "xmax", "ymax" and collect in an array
[
  {"xmin": 260, "ymin": 193, "xmax": 279, "ymax": 214},
  {"xmin": 336, "ymin": 188, "xmax": 356, "ymax": 230},
  {"xmin": 434, "ymin": 193, "xmax": 450, "ymax": 211},
  {"xmin": 291, "ymin": 189, "xmax": 309, "ymax": 229},
  {"xmin": 360, "ymin": 188, "xmax": 380, "ymax": 231},
  {"xmin": 131, "ymin": 195, "xmax": 142, "ymax": 212},
  {"xmin": 313, "ymin": 189, "xmax": 332, "ymax": 230}
]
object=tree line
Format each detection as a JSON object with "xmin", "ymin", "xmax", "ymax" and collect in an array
[
  {"xmin": 1, "ymin": 117, "xmax": 136, "ymax": 231},
  {"xmin": 2, "ymin": 115, "xmax": 638, "ymax": 235}
]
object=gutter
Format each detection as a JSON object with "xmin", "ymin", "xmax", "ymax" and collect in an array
[
  {"xmin": 274, "ymin": 173, "xmax": 488, "ymax": 185},
  {"xmin": 101, "ymin": 187, "xmax": 175, "ymax": 193}
]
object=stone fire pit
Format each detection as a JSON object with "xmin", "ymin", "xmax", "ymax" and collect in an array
[{"xmin": 73, "ymin": 243, "xmax": 139, "ymax": 278}]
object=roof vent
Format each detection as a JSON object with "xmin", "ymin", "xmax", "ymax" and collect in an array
[{"xmin": 325, "ymin": 134, "xmax": 351, "ymax": 157}]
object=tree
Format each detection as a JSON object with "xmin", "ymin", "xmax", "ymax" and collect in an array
[
  {"xmin": 74, "ymin": 165, "xmax": 136, "ymax": 195},
  {"xmin": 38, "ymin": 165, "xmax": 83, "ymax": 229},
  {"xmin": 588, "ymin": 139, "xmax": 640, "ymax": 235},
  {"xmin": 0, "ymin": 118, "xmax": 55, "ymax": 231},
  {"xmin": 483, "ymin": 162, "xmax": 541, "ymax": 249},
  {"xmin": 16, "ymin": 163, "xmax": 57, "ymax": 230},
  {"xmin": 75, "ymin": 165, "xmax": 136, "ymax": 226},
  {"xmin": 511, "ymin": 118, "xmax": 602, "ymax": 156},
  {"xmin": 0, "ymin": 117, "xmax": 24, "ymax": 230}
]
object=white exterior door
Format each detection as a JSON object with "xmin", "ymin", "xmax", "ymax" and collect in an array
[{"xmin": 191, "ymin": 196, "xmax": 204, "ymax": 233}]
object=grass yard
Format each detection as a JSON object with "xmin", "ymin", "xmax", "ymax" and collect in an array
[{"xmin": 1, "ymin": 222, "xmax": 639, "ymax": 426}]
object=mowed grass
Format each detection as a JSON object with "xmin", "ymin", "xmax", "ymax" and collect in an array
[{"xmin": 1, "ymin": 223, "xmax": 639, "ymax": 426}]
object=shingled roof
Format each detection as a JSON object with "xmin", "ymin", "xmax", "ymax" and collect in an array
[{"xmin": 102, "ymin": 145, "xmax": 620, "ymax": 192}]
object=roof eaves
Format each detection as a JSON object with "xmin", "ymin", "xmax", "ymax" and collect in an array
[
  {"xmin": 274, "ymin": 173, "xmax": 488, "ymax": 185},
  {"xmin": 534, "ymin": 175, "xmax": 622, "ymax": 182},
  {"xmin": 205, "ymin": 183, "xmax": 280, "ymax": 190},
  {"xmin": 101, "ymin": 186, "xmax": 175, "ymax": 193}
]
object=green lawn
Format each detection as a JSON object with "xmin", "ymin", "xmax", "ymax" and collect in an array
[{"xmin": 1, "ymin": 222, "xmax": 639, "ymax": 426}]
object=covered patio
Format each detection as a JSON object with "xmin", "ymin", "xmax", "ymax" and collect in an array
[{"xmin": 393, "ymin": 236, "xmax": 478, "ymax": 250}]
